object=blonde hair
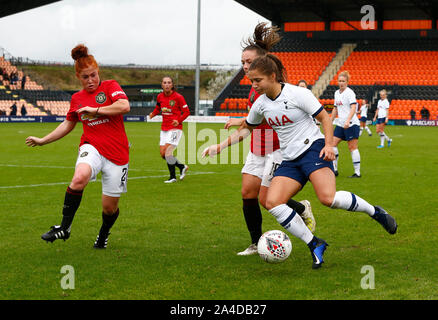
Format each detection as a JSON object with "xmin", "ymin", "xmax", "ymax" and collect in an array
[
  {"xmin": 380, "ymin": 89, "xmax": 387, "ymax": 95},
  {"xmin": 338, "ymin": 71, "xmax": 350, "ymax": 81}
]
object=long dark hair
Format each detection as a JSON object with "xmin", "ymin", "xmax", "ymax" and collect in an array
[
  {"xmin": 242, "ymin": 22, "xmax": 281, "ymax": 56},
  {"xmin": 162, "ymin": 76, "xmax": 176, "ymax": 92},
  {"xmin": 249, "ymin": 53, "xmax": 288, "ymax": 83}
]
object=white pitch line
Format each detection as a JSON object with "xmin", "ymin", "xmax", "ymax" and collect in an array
[
  {"xmin": 0, "ymin": 171, "xmax": 215, "ymax": 189},
  {"xmin": 0, "ymin": 164, "xmax": 75, "ymax": 169},
  {"xmin": 0, "ymin": 164, "xmax": 168, "ymax": 172}
]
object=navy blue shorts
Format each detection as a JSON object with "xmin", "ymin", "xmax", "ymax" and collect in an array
[
  {"xmin": 273, "ymin": 139, "xmax": 334, "ymax": 187},
  {"xmin": 334, "ymin": 124, "xmax": 360, "ymax": 141},
  {"xmin": 376, "ymin": 117, "xmax": 386, "ymax": 124},
  {"xmin": 360, "ymin": 116, "xmax": 367, "ymax": 123}
]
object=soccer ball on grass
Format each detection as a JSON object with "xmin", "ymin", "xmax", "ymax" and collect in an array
[{"xmin": 257, "ymin": 230, "xmax": 292, "ymax": 263}]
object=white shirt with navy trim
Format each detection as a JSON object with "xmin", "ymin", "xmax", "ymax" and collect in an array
[
  {"xmin": 246, "ymin": 83, "xmax": 324, "ymax": 161},
  {"xmin": 334, "ymin": 87, "xmax": 359, "ymax": 126},
  {"xmin": 377, "ymin": 99, "xmax": 390, "ymax": 118}
]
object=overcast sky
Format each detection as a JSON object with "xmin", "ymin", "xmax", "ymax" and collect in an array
[{"xmin": 0, "ymin": 0, "xmax": 270, "ymax": 66}]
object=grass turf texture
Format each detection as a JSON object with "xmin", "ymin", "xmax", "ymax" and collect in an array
[{"xmin": 0, "ymin": 122, "xmax": 437, "ymax": 300}]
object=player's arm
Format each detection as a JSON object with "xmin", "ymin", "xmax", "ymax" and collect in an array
[
  {"xmin": 224, "ymin": 116, "xmax": 245, "ymax": 129},
  {"xmin": 329, "ymin": 106, "xmax": 337, "ymax": 122},
  {"xmin": 77, "ymin": 99, "xmax": 130, "ymax": 117},
  {"xmin": 344, "ymin": 103, "xmax": 357, "ymax": 128},
  {"xmin": 315, "ymin": 109, "xmax": 335, "ymax": 161},
  {"xmin": 225, "ymin": 117, "xmax": 267, "ymax": 129},
  {"xmin": 202, "ymin": 120, "xmax": 255, "ymax": 157},
  {"xmin": 25, "ymin": 120, "xmax": 77, "ymax": 147},
  {"xmin": 149, "ymin": 99, "xmax": 162, "ymax": 119},
  {"xmin": 385, "ymin": 104, "xmax": 390, "ymax": 123},
  {"xmin": 373, "ymin": 106, "xmax": 378, "ymax": 121},
  {"xmin": 173, "ymin": 104, "xmax": 190, "ymax": 127},
  {"xmin": 178, "ymin": 105, "xmax": 190, "ymax": 123}
]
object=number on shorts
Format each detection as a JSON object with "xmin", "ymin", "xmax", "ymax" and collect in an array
[
  {"xmin": 269, "ymin": 162, "xmax": 280, "ymax": 176},
  {"xmin": 121, "ymin": 168, "xmax": 128, "ymax": 183},
  {"xmin": 171, "ymin": 131, "xmax": 178, "ymax": 142}
]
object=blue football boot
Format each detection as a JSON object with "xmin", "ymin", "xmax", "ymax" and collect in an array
[{"xmin": 308, "ymin": 237, "xmax": 328, "ymax": 269}]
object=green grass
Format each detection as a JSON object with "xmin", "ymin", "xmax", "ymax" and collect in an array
[{"xmin": 0, "ymin": 123, "xmax": 437, "ymax": 300}]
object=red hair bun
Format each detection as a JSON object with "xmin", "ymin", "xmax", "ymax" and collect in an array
[
  {"xmin": 71, "ymin": 44, "xmax": 98, "ymax": 74},
  {"xmin": 71, "ymin": 44, "xmax": 89, "ymax": 61}
]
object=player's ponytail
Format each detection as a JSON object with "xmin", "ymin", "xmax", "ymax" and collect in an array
[
  {"xmin": 242, "ymin": 22, "xmax": 281, "ymax": 56},
  {"xmin": 249, "ymin": 53, "xmax": 288, "ymax": 83},
  {"xmin": 71, "ymin": 44, "xmax": 98, "ymax": 74}
]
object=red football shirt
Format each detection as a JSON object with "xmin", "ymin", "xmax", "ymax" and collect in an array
[
  {"xmin": 151, "ymin": 91, "xmax": 190, "ymax": 131},
  {"xmin": 67, "ymin": 80, "xmax": 129, "ymax": 165},
  {"xmin": 247, "ymin": 87, "xmax": 280, "ymax": 156}
]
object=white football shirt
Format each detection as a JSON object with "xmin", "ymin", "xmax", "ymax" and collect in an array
[
  {"xmin": 359, "ymin": 104, "xmax": 368, "ymax": 117},
  {"xmin": 377, "ymin": 99, "xmax": 390, "ymax": 118},
  {"xmin": 334, "ymin": 87, "xmax": 359, "ymax": 126},
  {"xmin": 246, "ymin": 83, "xmax": 324, "ymax": 161}
]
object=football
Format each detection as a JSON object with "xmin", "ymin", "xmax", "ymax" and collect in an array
[{"xmin": 257, "ymin": 230, "xmax": 292, "ymax": 263}]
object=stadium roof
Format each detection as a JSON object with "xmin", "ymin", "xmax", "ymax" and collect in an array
[
  {"xmin": 235, "ymin": 0, "xmax": 438, "ymax": 25},
  {"xmin": 0, "ymin": 0, "xmax": 60, "ymax": 18}
]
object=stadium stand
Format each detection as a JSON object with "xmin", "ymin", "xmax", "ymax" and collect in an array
[
  {"xmin": 213, "ymin": 20, "xmax": 438, "ymax": 122},
  {"xmin": 216, "ymin": 36, "xmax": 343, "ymax": 117},
  {"xmin": 0, "ymin": 56, "xmax": 71, "ymax": 116},
  {"xmin": 323, "ymin": 38, "xmax": 438, "ymax": 120}
]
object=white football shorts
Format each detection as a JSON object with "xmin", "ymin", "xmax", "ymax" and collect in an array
[
  {"xmin": 159, "ymin": 129, "xmax": 183, "ymax": 146},
  {"xmin": 241, "ymin": 149, "xmax": 283, "ymax": 187},
  {"xmin": 75, "ymin": 143, "xmax": 128, "ymax": 197}
]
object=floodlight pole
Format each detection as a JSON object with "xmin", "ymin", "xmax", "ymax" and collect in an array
[{"xmin": 195, "ymin": 0, "xmax": 201, "ymax": 116}]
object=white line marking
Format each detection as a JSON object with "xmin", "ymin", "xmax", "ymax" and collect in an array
[
  {"xmin": 0, "ymin": 164, "xmax": 167, "ymax": 172},
  {"xmin": 0, "ymin": 172, "xmax": 215, "ymax": 189}
]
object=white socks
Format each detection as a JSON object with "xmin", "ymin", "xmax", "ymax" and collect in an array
[
  {"xmin": 351, "ymin": 149, "xmax": 361, "ymax": 176},
  {"xmin": 330, "ymin": 191, "xmax": 375, "ymax": 216},
  {"xmin": 269, "ymin": 204, "xmax": 314, "ymax": 244},
  {"xmin": 360, "ymin": 126, "xmax": 372, "ymax": 136},
  {"xmin": 333, "ymin": 147, "xmax": 360, "ymax": 175},
  {"xmin": 380, "ymin": 132, "xmax": 390, "ymax": 145},
  {"xmin": 333, "ymin": 147, "xmax": 339, "ymax": 171}
]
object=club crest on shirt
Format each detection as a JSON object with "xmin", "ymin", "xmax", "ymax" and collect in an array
[
  {"xmin": 95, "ymin": 92, "xmax": 107, "ymax": 104},
  {"xmin": 250, "ymin": 91, "xmax": 256, "ymax": 104},
  {"xmin": 169, "ymin": 100, "xmax": 176, "ymax": 107},
  {"xmin": 284, "ymin": 101, "xmax": 292, "ymax": 110}
]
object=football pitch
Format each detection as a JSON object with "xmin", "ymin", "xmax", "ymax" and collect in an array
[{"xmin": 0, "ymin": 122, "xmax": 437, "ymax": 300}]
